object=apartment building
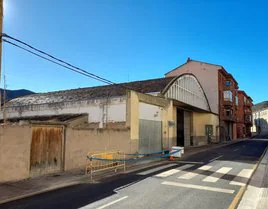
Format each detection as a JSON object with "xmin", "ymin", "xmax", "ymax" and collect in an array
[
  {"xmin": 218, "ymin": 69, "xmax": 239, "ymax": 140},
  {"xmin": 166, "ymin": 58, "xmax": 246, "ymax": 141},
  {"xmin": 236, "ymin": 91, "xmax": 253, "ymax": 138}
]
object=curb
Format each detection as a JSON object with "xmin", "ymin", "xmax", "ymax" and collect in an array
[
  {"xmin": 228, "ymin": 144, "xmax": 268, "ymax": 209},
  {"xmin": 0, "ymin": 181, "xmax": 80, "ymax": 205},
  {"xmin": 0, "ymin": 160, "xmax": 167, "ymax": 205}
]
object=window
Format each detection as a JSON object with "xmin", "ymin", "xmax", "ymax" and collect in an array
[
  {"xmin": 236, "ymin": 96, "xmax": 238, "ymax": 105},
  {"xmin": 224, "ymin": 91, "xmax": 233, "ymax": 102},
  {"xmin": 244, "ymin": 96, "xmax": 248, "ymax": 104},
  {"xmin": 225, "ymin": 109, "xmax": 233, "ymax": 116},
  {"xmin": 225, "ymin": 81, "xmax": 232, "ymax": 87}
]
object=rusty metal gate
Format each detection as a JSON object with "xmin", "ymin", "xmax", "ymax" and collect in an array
[
  {"xmin": 139, "ymin": 119, "xmax": 162, "ymax": 154},
  {"xmin": 30, "ymin": 126, "xmax": 63, "ymax": 177}
]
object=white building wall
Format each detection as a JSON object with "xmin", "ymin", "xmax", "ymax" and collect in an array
[
  {"xmin": 139, "ymin": 102, "xmax": 162, "ymax": 121},
  {"xmin": 4, "ymin": 97, "xmax": 127, "ymax": 124},
  {"xmin": 252, "ymin": 109, "xmax": 268, "ymax": 135}
]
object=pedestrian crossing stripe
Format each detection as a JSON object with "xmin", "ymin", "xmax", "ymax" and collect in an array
[
  {"xmin": 198, "ymin": 165, "xmax": 212, "ymax": 171},
  {"xmin": 230, "ymin": 169, "xmax": 254, "ymax": 186},
  {"xmin": 152, "ymin": 164, "xmax": 254, "ymax": 187},
  {"xmin": 178, "ymin": 172, "xmax": 199, "ymax": 180},
  {"xmin": 155, "ymin": 164, "xmax": 194, "ymax": 178},
  {"xmin": 202, "ymin": 167, "xmax": 232, "ymax": 183}
]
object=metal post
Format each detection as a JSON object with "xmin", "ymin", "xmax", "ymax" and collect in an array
[
  {"xmin": 124, "ymin": 153, "xmax": 126, "ymax": 172},
  {"xmin": 90, "ymin": 155, "xmax": 93, "ymax": 181},
  {"xmin": 0, "ymin": 0, "xmax": 3, "ymax": 111},
  {"xmin": 85, "ymin": 158, "xmax": 87, "ymax": 175}
]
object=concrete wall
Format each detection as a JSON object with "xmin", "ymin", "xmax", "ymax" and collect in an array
[
  {"xmin": 0, "ymin": 125, "xmax": 32, "ymax": 182},
  {"xmin": 192, "ymin": 113, "xmax": 219, "ymax": 146},
  {"xmin": 165, "ymin": 61, "xmax": 219, "ymax": 114},
  {"xmin": 127, "ymin": 91, "xmax": 175, "ymax": 150},
  {"xmin": 64, "ymin": 128, "xmax": 132, "ymax": 171},
  {"xmin": 3, "ymin": 97, "xmax": 127, "ymax": 126}
]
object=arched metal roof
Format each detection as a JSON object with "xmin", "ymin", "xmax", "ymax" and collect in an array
[{"xmin": 162, "ymin": 74, "xmax": 211, "ymax": 112}]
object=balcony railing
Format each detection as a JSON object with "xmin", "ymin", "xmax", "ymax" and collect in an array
[
  {"xmin": 244, "ymin": 101, "xmax": 251, "ymax": 107},
  {"xmin": 222, "ymin": 115, "xmax": 236, "ymax": 122},
  {"xmin": 223, "ymin": 100, "xmax": 233, "ymax": 106},
  {"xmin": 244, "ymin": 115, "xmax": 252, "ymax": 124}
]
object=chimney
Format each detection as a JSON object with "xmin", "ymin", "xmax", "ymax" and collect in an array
[{"xmin": 187, "ymin": 57, "xmax": 191, "ymax": 63}]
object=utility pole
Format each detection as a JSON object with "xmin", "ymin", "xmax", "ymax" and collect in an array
[
  {"xmin": 0, "ymin": 0, "xmax": 3, "ymax": 111},
  {"xmin": 3, "ymin": 74, "xmax": 6, "ymax": 123}
]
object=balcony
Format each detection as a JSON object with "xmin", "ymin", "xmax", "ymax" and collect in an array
[
  {"xmin": 223, "ymin": 100, "xmax": 233, "ymax": 107},
  {"xmin": 222, "ymin": 114, "xmax": 236, "ymax": 122},
  {"xmin": 244, "ymin": 115, "xmax": 253, "ymax": 125},
  {"xmin": 244, "ymin": 101, "xmax": 251, "ymax": 107}
]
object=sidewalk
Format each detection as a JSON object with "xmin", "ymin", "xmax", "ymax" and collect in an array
[
  {"xmin": 0, "ymin": 139, "xmax": 243, "ymax": 205},
  {"xmin": 237, "ymin": 145, "xmax": 268, "ymax": 209}
]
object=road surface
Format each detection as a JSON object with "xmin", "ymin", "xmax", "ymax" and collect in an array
[{"xmin": 1, "ymin": 139, "xmax": 267, "ymax": 209}]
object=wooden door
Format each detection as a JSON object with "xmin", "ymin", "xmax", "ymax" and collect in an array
[{"xmin": 30, "ymin": 126, "xmax": 63, "ymax": 177}]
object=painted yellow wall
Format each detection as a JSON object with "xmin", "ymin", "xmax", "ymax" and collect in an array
[
  {"xmin": 192, "ymin": 112, "xmax": 219, "ymax": 142},
  {"xmin": 127, "ymin": 91, "xmax": 139, "ymax": 142}
]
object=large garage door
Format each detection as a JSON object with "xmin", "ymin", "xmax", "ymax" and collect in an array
[
  {"xmin": 139, "ymin": 119, "xmax": 162, "ymax": 154},
  {"xmin": 30, "ymin": 126, "xmax": 63, "ymax": 177}
]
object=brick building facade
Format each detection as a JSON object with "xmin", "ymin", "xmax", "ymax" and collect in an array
[
  {"xmin": 218, "ymin": 69, "xmax": 238, "ymax": 140},
  {"xmin": 236, "ymin": 91, "xmax": 253, "ymax": 138}
]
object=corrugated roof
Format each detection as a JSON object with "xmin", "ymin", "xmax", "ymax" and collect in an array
[{"xmin": 7, "ymin": 77, "xmax": 175, "ymax": 106}]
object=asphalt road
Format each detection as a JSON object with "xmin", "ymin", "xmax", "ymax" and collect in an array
[{"xmin": 1, "ymin": 139, "xmax": 268, "ymax": 209}]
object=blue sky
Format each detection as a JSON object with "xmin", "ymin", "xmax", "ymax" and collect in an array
[{"xmin": 2, "ymin": 0, "xmax": 268, "ymax": 103}]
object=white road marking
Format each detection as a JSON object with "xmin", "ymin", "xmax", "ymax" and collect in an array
[
  {"xmin": 233, "ymin": 148, "xmax": 240, "ymax": 151},
  {"xmin": 175, "ymin": 161, "xmax": 204, "ymax": 165},
  {"xmin": 203, "ymin": 167, "xmax": 232, "ymax": 183},
  {"xmin": 178, "ymin": 172, "xmax": 199, "ymax": 180},
  {"xmin": 162, "ymin": 181, "xmax": 235, "ymax": 194},
  {"xmin": 229, "ymin": 181, "xmax": 245, "ymax": 186},
  {"xmin": 155, "ymin": 169, "xmax": 180, "ymax": 178},
  {"xmin": 138, "ymin": 163, "xmax": 177, "ymax": 175},
  {"xmin": 114, "ymin": 180, "xmax": 140, "ymax": 192},
  {"xmin": 230, "ymin": 169, "xmax": 254, "ymax": 186},
  {"xmin": 237, "ymin": 169, "xmax": 254, "ymax": 178},
  {"xmin": 155, "ymin": 164, "xmax": 194, "ymax": 178},
  {"xmin": 209, "ymin": 155, "xmax": 223, "ymax": 162},
  {"xmin": 96, "ymin": 196, "xmax": 128, "ymax": 209},
  {"xmin": 198, "ymin": 165, "xmax": 212, "ymax": 171}
]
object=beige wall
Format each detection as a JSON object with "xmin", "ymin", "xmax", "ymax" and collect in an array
[
  {"xmin": 192, "ymin": 113, "xmax": 219, "ymax": 146},
  {"xmin": 64, "ymin": 128, "xmax": 132, "ymax": 171},
  {"xmin": 127, "ymin": 90, "xmax": 175, "ymax": 150},
  {"xmin": 166, "ymin": 61, "xmax": 219, "ymax": 114},
  {"xmin": 0, "ymin": 125, "xmax": 32, "ymax": 182}
]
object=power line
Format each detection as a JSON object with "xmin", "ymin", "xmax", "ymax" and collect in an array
[
  {"xmin": 2, "ymin": 39, "xmax": 114, "ymax": 85},
  {"xmin": 2, "ymin": 33, "xmax": 137, "ymax": 89},
  {"xmin": 2, "ymin": 33, "xmax": 117, "ymax": 85},
  {"xmin": 2, "ymin": 33, "xmax": 135, "ymax": 92}
]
